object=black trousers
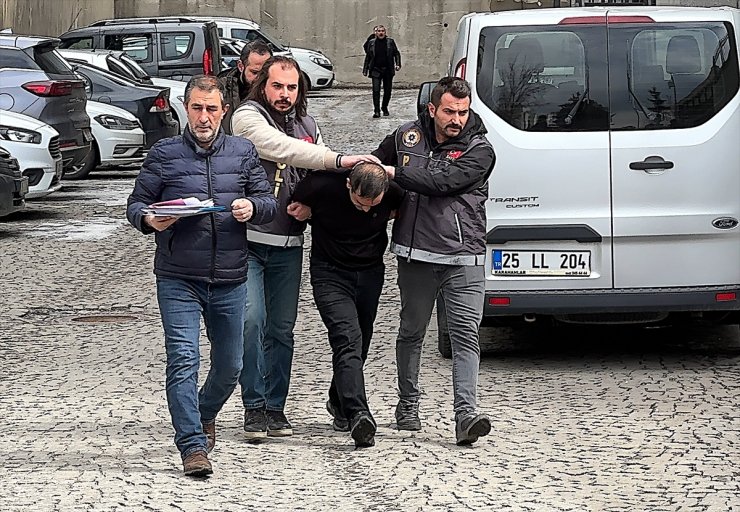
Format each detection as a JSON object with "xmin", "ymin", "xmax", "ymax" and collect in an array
[
  {"xmin": 310, "ymin": 260, "xmax": 384, "ymax": 421},
  {"xmin": 371, "ymin": 73, "xmax": 394, "ymax": 112}
]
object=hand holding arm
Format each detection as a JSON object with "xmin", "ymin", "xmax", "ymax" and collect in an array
[{"xmin": 287, "ymin": 202, "xmax": 312, "ymax": 222}]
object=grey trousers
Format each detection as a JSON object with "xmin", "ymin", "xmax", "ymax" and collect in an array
[{"xmin": 395, "ymin": 258, "xmax": 485, "ymax": 417}]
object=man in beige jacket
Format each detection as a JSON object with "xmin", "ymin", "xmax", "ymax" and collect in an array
[{"xmin": 230, "ymin": 56, "xmax": 378, "ymax": 439}]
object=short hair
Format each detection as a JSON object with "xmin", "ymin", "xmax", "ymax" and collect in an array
[
  {"xmin": 349, "ymin": 162, "xmax": 389, "ymax": 199},
  {"xmin": 246, "ymin": 56, "xmax": 308, "ymax": 118},
  {"xmin": 240, "ymin": 40, "xmax": 272, "ymax": 65},
  {"xmin": 184, "ymin": 74, "xmax": 225, "ymax": 105},
  {"xmin": 430, "ymin": 77, "xmax": 471, "ymax": 107},
  {"xmin": 376, "ymin": 25, "xmax": 386, "ymax": 31}
]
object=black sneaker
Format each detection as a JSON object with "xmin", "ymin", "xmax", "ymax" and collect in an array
[
  {"xmin": 373, "ymin": 112, "xmax": 381, "ymax": 118},
  {"xmin": 455, "ymin": 413, "xmax": 491, "ymax": 446},
  {"xmin": 350, "ymin": 411, "xmax": 376, "ymax": 448},
  {"xmin": 382, "ymin": 108, "xmax": 389, "ymax": 116},
  {"xmin": 395, "ymin": 399, "xmax": 421, "ymax": 431},
  {"xmin": 243, "ymin": 408, "xmax": 268, "ymax": 440},
  {"xmin": 326, "ymin": 400, "xmax": 350, "ymax": 432},
  {"xmin": 266, "ymin": 410, "xmax": 293, "ymax": 437}
]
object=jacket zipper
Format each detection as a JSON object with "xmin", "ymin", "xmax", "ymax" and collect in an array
[
  {"xmin": 405, "ymin": 149, "xmax": 433, "ymax": 263},
  {"xmin": 453, "ymin": 213, "xmax": 463, "ymax": 244},
  {"xmin": 207, "ymin": 157, "xmax": 216, "ymax": 282}
]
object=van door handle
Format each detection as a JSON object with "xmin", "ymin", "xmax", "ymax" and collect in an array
[{"xmin": 629, "ymin": 156, "xmax": 674, "ymax": 173}]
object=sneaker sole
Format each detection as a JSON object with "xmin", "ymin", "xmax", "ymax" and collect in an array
[
  {"xmin": 396, "ymin": 421, "xmax": 422, "ymax": 431},
  {"xmin": 351, "ymin": 418, "xmax": 376, "ymax": 448},
  {"xmin": 267, "ymin": 428, "xmax": 293, "ymax": 437},
  {"xmin": 332, "ymin": 421, "xmax": 350, "ymax": 432},
  {"xmin": 456, "ymin": 417, "xmax": 492, "ymax": 446},
  {"xmin": 244, "ymin": 430, "xmax": 268, "ymax": 440}
]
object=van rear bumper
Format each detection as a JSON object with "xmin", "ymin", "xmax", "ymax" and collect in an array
[{"xmin": 484, "ymin": 286, "xmax": 740, "ymax": 317}]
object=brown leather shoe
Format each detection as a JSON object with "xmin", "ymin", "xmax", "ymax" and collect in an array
[
  {"xmin": 202, "ymin": 420, "xmax": 216, "ymax": 453},
  {"xmin": 183, "ymin": 451, "xmax": 212, "ymax": 477}
]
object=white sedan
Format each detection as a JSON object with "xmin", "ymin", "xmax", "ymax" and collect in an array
[
  {"xmin": 150, "ymin": 77, "xmax": 187, "ymax": 134},
  {"xmin": 0, "ymin": 109, "xmax": 63, "ymax": 199},
  {"xmin": 72, "ymin": 100, "xmax": 146, "ymax": 179}
]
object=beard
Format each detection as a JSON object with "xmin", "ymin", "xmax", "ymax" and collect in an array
[
  {"xmin": 190, "ymin": 122, "xmax": 220, "ymax": 145},
  {"xmin": 271, "ymin": 99, "xmax": 293, "ymax": 113}
]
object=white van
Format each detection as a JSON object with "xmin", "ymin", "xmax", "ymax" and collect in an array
[{"xmin": 432, "ymin": 6, "xmax": 740, "ymax": 351}]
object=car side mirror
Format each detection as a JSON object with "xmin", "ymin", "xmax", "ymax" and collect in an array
[{"xmin": 417, "ymin": 81, "xmax": 436, "ymax": 116}]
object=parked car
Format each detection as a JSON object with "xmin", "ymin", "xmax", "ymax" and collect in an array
[
  {"xmin": 156, "ymin": 16, "xmax": 334, "ymax": 90},
  {"xmin": 0, "ymin": 34, "xmax": 91, "ymax": 174},
  {"xmin": 71, "ymin": 61, "xmax": 179, "ymax": 157},
  {"xmin": 424, "ymin": 6, "xmax": 740, "ymax": 355},
  {"xmin": 58, "ymin": 18, "xmax": 222, "ymax": 80},
  {"xmin": 0, "ymin": 147, "xmax": 28, "ymax": 218},
  {"xmin": 220, "ymin": 37, "xmax": 245, "ymax": 69},
  {"xmin": 57, "ymin": 48, "xmax": 187, "ymax": 134},
  {"xmin": 0, "ymin": 109, "xmax": 62, "ymax": 198},
  {"xmin": 74, "ymin": 100, "xmax": 147, "ymax": 179}
]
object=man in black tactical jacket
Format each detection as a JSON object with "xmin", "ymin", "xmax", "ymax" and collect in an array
[
  {"xmin": 373, "ymin": 77, "xmax": 496, "ymax": 446},
  {"xmin": 218, "ymin": 40, "xmax": 272, "ymax": 134},
  {"xmin": 362, "ymin": 25, "xmax": 401, "ymax": 118}
]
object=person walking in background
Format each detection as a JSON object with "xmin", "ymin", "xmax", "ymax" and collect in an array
[
  {"xmin": 230, "ymin": 56, "xmax": 379, "ymax": 441},
  {"xmin": 373, "ymin": 77, "xmax": 496, "ymax": 446},
  {"xmin": 218, "ymin": 40, "xmax": 273, "ymax": 134},
  {"xmin": 287, "ymin": 163, "xmax": 404, "ymax": 448},
  {"xmin": 126, "ymin": 75, "xmax": 276, "ymax": 476},
  {"xmin": 362, "ymin": 25, "xmax": 401, "ymax": 118}
]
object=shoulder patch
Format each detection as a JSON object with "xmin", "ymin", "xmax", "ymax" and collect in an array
[{"xmin": 402, "ymin": 128, "xmax": 421, "ymax": 148}]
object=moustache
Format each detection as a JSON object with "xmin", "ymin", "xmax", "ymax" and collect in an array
[{"xmin": 445, "ymin": 124, "xmax": 462, "ymax": 131}]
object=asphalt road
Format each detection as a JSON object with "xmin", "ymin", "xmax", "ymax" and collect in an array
[{"xmin": 0, "ymin": 88, "xmax": 738, "ymax": 512}]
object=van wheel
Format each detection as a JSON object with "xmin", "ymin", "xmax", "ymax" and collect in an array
[
  {"xmin": 436, "ymin": 297, "xmax": 452, "ymax": 358},
  {"xmin": 302, "ymin": 72, "xmax": 312, "ymax": 91},
  {"xmin": 65, "ymin": 143, "xmax": 97, "ymax": 180}
]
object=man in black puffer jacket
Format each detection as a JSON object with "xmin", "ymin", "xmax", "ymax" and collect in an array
[
  {"xmin": 127, "ymin": 75, "xmax": 276, "ymax": 477},
  {"xmin": 373, "ymin": 77, "xmax": 496, "ymax": 447}
]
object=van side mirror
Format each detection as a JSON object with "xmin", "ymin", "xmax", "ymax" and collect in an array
[{"xmin": 417, "ymin": 81, "xmax": 436, "ymax": 115}]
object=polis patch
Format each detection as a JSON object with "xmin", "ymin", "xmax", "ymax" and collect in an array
[{"xmin": 402, "ymin": 128, "xmax": 421, "ymax": 148}]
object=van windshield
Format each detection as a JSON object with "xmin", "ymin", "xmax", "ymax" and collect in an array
[{"xmin": 476, "ymin": 21, "xmax": 739, "ymax": 131}]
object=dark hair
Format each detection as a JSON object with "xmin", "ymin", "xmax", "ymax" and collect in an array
[
  {"xmin": 246, "ymin": 56, "xmax": 308, "ymax": 118},
  {"xmin": 349, "ymin": 162, "xmax": 389, "ymax": 199},
  {"xmin": 184, "ymin": 74, "xmax": 225, "ymax": 105},
  {"xmin": 430, "ymin": 77, "xmax": 471, "ymax": 107},
  {"xmin": 240, "ymin": 40, "xmax": 272, "ymax": 65}
]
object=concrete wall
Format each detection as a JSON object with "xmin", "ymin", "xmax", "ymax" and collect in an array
[
  {"xmin": 2, "ymin": 0, "xmax": 737, "ymax": 86},
  {"xmin": 1, "ymin": 0, "xmax": 114, "ymax": 38}
]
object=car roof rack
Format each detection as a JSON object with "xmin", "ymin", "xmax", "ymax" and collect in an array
[{"xmin": 90, "ymin": 17, "xmax": 199, "ymax": 27}]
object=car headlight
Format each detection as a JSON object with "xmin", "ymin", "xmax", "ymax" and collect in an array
[
  {"xmin": 0, "ymin": 126, "xmax": 41, "ymax": 144},
  {"xmin": 309, "ymin": 55, "xmax": 332, "ymax": 66},
  {"xmin": 94, "ymin": 115, "xmax": 139, "ymax": 130}
]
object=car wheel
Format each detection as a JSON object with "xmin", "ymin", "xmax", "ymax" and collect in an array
[
  {"xmin": 436, "ymin": 297, "xmax": 452, "ymax": 358},
  {"xmin": 65, "ymin": 143, "xmax": 97, "ymax": 180},
  {"xmin": 302, "ymin": 72, "xmax": 312, "ymax": 92}
]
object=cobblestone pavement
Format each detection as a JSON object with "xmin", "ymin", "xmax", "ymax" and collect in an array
[{"xmin": 1, "ymin": 89, "xmax": 739, "ymax": 512}]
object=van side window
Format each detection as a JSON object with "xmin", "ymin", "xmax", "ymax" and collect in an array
[
  {"xmin": 59, "ymin": 37, "xmax": 93, "ymax": 50},
  {"xmin": 477, "ymin": 27, "xmax": 609, "ymax": 132},
  {"xmin": 610, "ymin": 23, "xmax": 739, "ymax": 130},
  {"xmin": 160, "ymin": 32, "xmax": 194, "ymax": 61},
  {"xmin": 105, "ymin": 34, "xmax": 152, "ymax": 63}
]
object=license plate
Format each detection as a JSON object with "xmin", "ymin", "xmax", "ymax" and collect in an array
[
  {"xmin": 17, "ymin": 177, "xmax": 29, "ymax": 195},
  {"xmin": 55, "ymin": 159, "xmax": 63, "ymax": 178},
  {"xmin": 82, "ymin": 128, "xmax": 93, "ymax": 142},
  {"xmin": 492, "ymin": 249, "xmax": 591, "ymax": 277}
]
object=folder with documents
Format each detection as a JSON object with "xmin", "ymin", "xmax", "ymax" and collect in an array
[{"xmin": 141, "ymin": 197, "xmax": 226, "ymax": 217}]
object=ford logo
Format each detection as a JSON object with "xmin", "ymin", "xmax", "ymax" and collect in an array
[{"xmin": 712, "ymin": 217, "xmax": 738, "ymax": 229}]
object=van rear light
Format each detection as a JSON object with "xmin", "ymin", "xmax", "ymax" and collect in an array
[
  {"xmin": 150, "ymin": 94, "xmax": 170, "ymax": 113},
  {"xmin": 203, "ymin": 48, "xmax": 213, "ymax": 75},
  {"xmin": 716, "ymin": 292, "xmax": 736, "ymax": 302},
  {"xmin": 453, "ymin": 58, "xmax": 467, "ymax": 79},
  {"xmin": 559, "ymin": 15, "xmax": 654, "ymax": 25},
  {"xmin": 489, "ymin": 297, "xmax": 510, "ymax": 306},
  {"xmin": 22, "ymin": 80, "xmax": 82, "ymax": 96}
]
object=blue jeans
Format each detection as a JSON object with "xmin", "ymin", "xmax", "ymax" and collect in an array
[
  {"xmin": 240, "ymin": 242, "xmax": 303, "ymax": 411},
  {"xmin": 156, "ymin": 277, "xmax": 247, "ymax": 459}
]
